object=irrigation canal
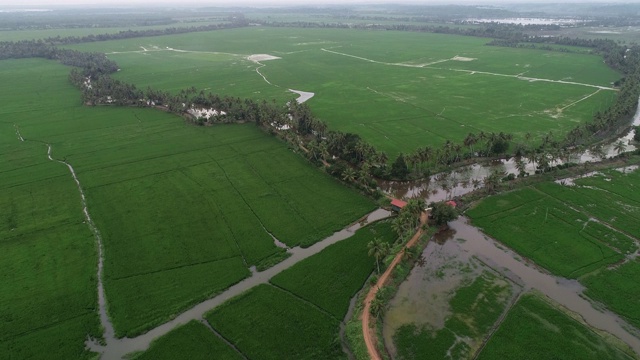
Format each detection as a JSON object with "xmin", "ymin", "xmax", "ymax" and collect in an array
[{"xmin": 87, "ymin": 209, "xmax": 392, "ymax": 359}]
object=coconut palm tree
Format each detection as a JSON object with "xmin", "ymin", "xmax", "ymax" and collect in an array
[
  {"xmin": 614, "ymin": 140, "xmax": 626, "ymax": 156},
  {"xmin": 368, "ymin": 238, "xmax": 391, "ymax": 274},
  {"xmin": 342, "ymin": 167, "xmax": 357, "ymax": 182}
]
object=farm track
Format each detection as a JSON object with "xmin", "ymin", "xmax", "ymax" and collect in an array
[
  {"xmin": 363, "ymin": 211, "xmax": 428, "ymax": 360},
  {"xmin": 322, "ymin": 48, "xmax": 618, "ymax": 91}
]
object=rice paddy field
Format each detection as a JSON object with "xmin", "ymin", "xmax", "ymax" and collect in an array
[
  {"xmin": 1, "ymin": 17, "xmax": 635, "ymax": 360},
  {"xmin": 0, "ymin": 55, "xmax": 375, "ymax": 356},
  {"xmin": 66, "ymin": 27, "xmax": 619, "ymax": 156},
  {"xmin": 130, "ymin": 221, "xmax": 394, "ymax": 359},
  {"xmin": 468, "ymin": 167, "xmax": 640, "ymax": 334},
  {"xmin": 477, "ymin": 293, "xmax": 633, "ymax": 360}
]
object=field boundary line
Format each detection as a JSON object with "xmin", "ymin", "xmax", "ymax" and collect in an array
[
  {"xmin": 269, "ymin": 283, "xmax": 341, "ymax": 322},
  {"xmin": 321, "ymin": 48, "xmax": 616, "ymax": 90},
  {"xmin": 210, "ymin": 157, "xmax": 278, "ymax": 264},
  {"xmin": 189, "ymin": 163, "xmax": 251, "ymax": 267},
  {"xmin": 535, "ymin": 185, "xmax": 640, "ymax": 241},
  {"xmin": 472, "ymin": 291, "xmax": 523, "ymax": 360},
  {"xmin": 200, "ymin": 320, "xmax": 250, "ymax": 360},
  {"xmin": 1, "ymin": 312, "xmax": 92, "ymax": 342},
  {"xmin": 560, "ymin": 89, "xmax": 602, "ymax": 111},
  {"xmin": 531, "ymin": 187, "xmax": 634, "ymax": 256},
  {"xmin": 109, "ymin": 255, "xmax": 245, "ymax": 281},
  {"xmin": 240, "ymin": 154, "xmax": 319, "ymax": 240}
]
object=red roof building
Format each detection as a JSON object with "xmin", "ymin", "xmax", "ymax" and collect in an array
[
  {"xmin": 446, "ymin": 200, "xmax": 457, "ymax": 208},
  {"xmin": 391, "ymin": 198, "xmax": 408, "ymax": 212}
]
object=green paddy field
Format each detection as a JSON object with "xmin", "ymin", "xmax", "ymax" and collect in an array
[{"xmin": 66, "ymin": 27, "xmax": 619, "ymax": 156}]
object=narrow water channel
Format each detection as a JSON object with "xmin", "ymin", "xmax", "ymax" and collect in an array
[
  {"xmin": 383, "ymin": 217, "xmax": 640, "ymax": 358},
  {"xmin": 90, "ymin": 208, "xmax": 391, "ymax": 360}
]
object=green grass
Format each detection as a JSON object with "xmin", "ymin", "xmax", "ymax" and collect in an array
[
  {"xmin": 132, "ymin": 320, "xmax": 243, "ymax": 360},
  {"xmin": 206, "ymin": 284, "xmax": 344, "ymax": 360},
  {"xmin": 477, "ymin": 293, "xmax": 633, "ymax": 360},
  {"xmin": 393, "ymin": 271, "xmax": 512, "ymax": 360},
  {"xmin": 67, "ymin": 27, "xmax": 619, "ymax": 157},
  {"xmin": 2, "ymin": 57, "xmax": 375, "ymax": 340},
  {"xmin": 271, "ymin": 221, "xmax": 396, "ymax": 319}
]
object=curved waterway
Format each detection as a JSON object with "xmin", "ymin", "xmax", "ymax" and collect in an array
[
  {"xmin": 89, "ymin": 208, "xmax": 391, "ymax": 360},
  {"xmin": 381, "ymin": 97, "xmax": 640, "ymax": 201},
  {"xmin": 383, "ymin": 217, "xmax": 640, "ymax": 357}
]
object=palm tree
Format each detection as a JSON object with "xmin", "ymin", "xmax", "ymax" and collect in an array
[
  {"xmin": 342, "ymin": 167, "xmax": 357, "ymax": 182},
  {"xmin": 515, "ymin": 159, "xmax": 527, "ymax": 177},
  {"xmin": 370, "ymin": 292, "xmax": 385, "ymax": 317},
  {"xmin": 368, "ymin": 238, "xmax": 391, "ymax": 274},
  {"xmin": 463, "ymin": 133, "xmax": 477, "ymax": 154},
  {"xmin": 405, "ymin": 198, "xmax": 425, "ymax": 217},
  {"xmin": 590, "ymin": 144, "xmax": 606, "ymax": 161},
  {"xmin": 614, "ymin": 140, "xmax": 626, "ymax": 156}
]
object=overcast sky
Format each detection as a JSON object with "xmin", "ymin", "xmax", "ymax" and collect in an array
[{"xmin": 0, "ymin": 0, "xmax": 619, "ymax": 7}]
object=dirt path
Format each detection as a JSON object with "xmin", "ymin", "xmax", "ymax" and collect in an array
[
  {"xmin": 362, "ymin": 211, "xmax": 429, "ymax": 360},
  {"xmin": 322, "ymin": 48, "xmax": 617, "ymax": 91}
]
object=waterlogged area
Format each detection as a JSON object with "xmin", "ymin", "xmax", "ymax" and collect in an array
[
  {"xmin": 382, "ymin": 97, "xmax": 640, "ymax": 201},
  {"xmin": 383, "ymin": 218, "xmax": 640, "ymax": 358},
  {"xmin": 383, "ymin": 231, "xmax": 517, "ymax": 358},
  {"xmin": 467, "ymin": 18, "xmax": 586, "ymax": 26}
]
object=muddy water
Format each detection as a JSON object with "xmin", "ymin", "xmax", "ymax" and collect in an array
[
  {"xmin": 382, "ymin": 230, "xmax": 520, "ymax": 358},
  {"xmin": 383, "ymin": 217, "xmax": 640, "ymax": 358},
  {"xmin": 382, "ymin": 97, "xmax": 640, "ymax": 201},
  {"xmin": 44, "ymin": 144, "xmax": 116, "ymax": 345},
  {"xmin": 91, "ymin": 208, "xmax": 391, "ymax": 360}
]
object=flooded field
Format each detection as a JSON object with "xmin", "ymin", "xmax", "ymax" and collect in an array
[{"xmin": 383, "ymin": 218, "xmax": 640, "ymax": 359}]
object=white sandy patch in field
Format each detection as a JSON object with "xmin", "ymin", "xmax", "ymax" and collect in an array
[
  {"xmin": 289, "ymin": 89, "xmax": 315, "ymax": 104},
  {"xmin": 247, "ymin": 54, "xmax": 281, "ymax": 62},
  {"xmin": 451, "ymin": 56, "xmax": 477, "ymax": 62}
]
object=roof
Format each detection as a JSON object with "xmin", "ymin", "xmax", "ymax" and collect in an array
[
  {"xmin": 391, "ymin": 198, "xmax": 408, "ymax": 208},
  {"xmin": 446, "ymin": 200, "xmax": 457, "ymax": 208}
]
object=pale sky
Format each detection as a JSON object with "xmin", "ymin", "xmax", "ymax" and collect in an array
[{"xmin": 0, "ymin": 0, "xmax": 621, "ymax": 7}]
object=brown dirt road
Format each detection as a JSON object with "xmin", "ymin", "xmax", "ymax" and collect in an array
[{"xmin": 362, "ymin": 211, "xmax": 428, "ymax": 360}]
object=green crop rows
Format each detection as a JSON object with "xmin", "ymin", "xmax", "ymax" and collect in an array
[
  {"xmin": 133, "ymin": 320, "xmax": 242, "ymax": 360},
  {"xmin": 206, "ymin": 284, "xmax": 344, "ymax": 360}
]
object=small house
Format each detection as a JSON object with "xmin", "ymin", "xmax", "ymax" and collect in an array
[
  {"xmin": 391, "ymin": 198, "xmax": 408, "ymax": 212},
  {"xmin": 446, "ymin": 200, "xmax": 457, "ymax": 208}
]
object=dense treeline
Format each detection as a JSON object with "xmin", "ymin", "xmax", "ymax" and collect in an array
[
  {"xmin": 0, "ymin": 40, "xmax": 118, "ymax": 75},
  {"xmin": 38, "ymin": 20, "xmax": 247, "ymax": 46}
]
